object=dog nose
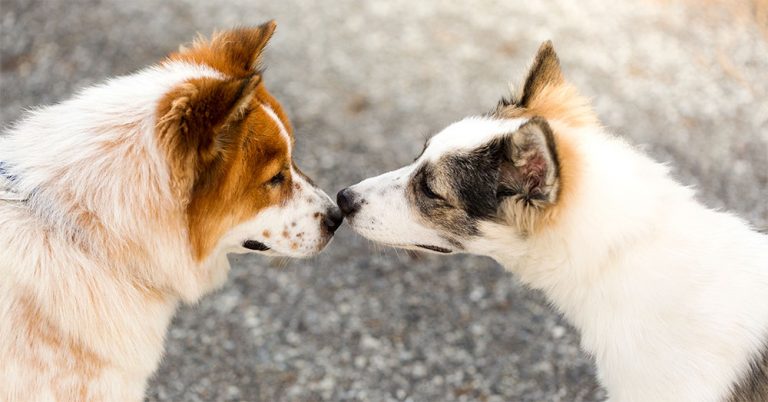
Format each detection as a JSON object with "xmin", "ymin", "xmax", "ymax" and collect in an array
[
  {"xmin": 336, "ymin": 188, "xmax": 360, "ymax": 217},
  {"xmin": 322, "ymin": 206, "xmax": 344, "ymax": 233}
]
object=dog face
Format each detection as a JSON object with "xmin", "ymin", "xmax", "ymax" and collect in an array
[
  {"xmin": 338, "ymin": 117, "xmax": 559, "ymax": 254},
  {"xmin": 339, "ymin": 42, "xmax": 592, "ymax": 256},
  {"xmin": 157, "ymin": 23, "xmax": 342, "ymax": 261}
]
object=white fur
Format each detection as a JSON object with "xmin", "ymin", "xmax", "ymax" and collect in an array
[
  {"xmin": 261, "ymin": 104, "xmax": 292, "ymax": 156},
  {"xmin": 422, "ymin": 116, "xmax": 526, "ymax": 161},
  {"xmin": 0, "ymin": 60, "xmax": 334, "ymax": 401},
  {"xmin": 346, "ymin": 115, "xmax": 768, "ymax": 401}
]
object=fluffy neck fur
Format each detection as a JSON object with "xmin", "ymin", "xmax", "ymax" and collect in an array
[{"xmin": 485, "ymin": 121, "xmax": 768, "ymax": 401}]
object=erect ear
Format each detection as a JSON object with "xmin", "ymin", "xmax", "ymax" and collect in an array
[
  {"xmin": 172, "ymin": 21, "xmax": 277, "ymax": 77},
  {"xmin": 156, "ymin": 75, "xmax": 260, "ymax": 168},
  {"xmin": 519, "ymin": 41, "xmax": 564, "ymax": 108},
  {"xmin": 496, "ymin": 116, "xmax": 560, "ymax": 207}
]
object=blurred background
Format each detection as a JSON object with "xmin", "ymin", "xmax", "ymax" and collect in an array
[{"xmin": 1, "ymin": 0, "xmax": 766, "ymax": 401}]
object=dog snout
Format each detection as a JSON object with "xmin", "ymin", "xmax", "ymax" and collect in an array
[
  {"xmin": 336, "ymin": 188, "xmax": 361, "ymax": 217},
  {"xmin": 322, "ymin": 206, "xmax": 344, "ymax": 233}
]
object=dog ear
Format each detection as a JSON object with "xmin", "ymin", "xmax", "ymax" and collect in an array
[
  {"xmin": 172, "ymin": 21, "xmax": 277, "ymax": 77},
  {"xmin": 496, "ymin": 116, "xmax": 560, "ymax": 207},
  {"xmin": 519, "ymin": 41, "xmax": 564, "ymax": 108},
  {"xmin": 497, "ymin": 41, "xmax": 596, "ymax": 127},
  {"xmin": 156, "ymin": 75, "xmax": 260, "ymax": 169}
]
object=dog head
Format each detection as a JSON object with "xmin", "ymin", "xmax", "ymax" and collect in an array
[
  {"xmin": 338, "ymin": 41, "xmax": 593, "ymax": 257},
  {"xmin": 157, "ymin": 23, "xmax": 342, "ymax": 261}
]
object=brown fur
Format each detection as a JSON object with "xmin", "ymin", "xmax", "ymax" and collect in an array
[
  {"xmin": 494, "ymin": 41, "xmax": 589, "ymax": 234},
  {"xmin": 168, "ymin": 22, "xmax": 277, "ymax": 78},
  {"xmin": 535, "ymin": 128, "xmax": 582, "ymax": 232},
  {"xmin": 156, "ymin": 26, "xmax": 298, "ymax": 261},
  {"xmin": 13, "ymin": 294, "xmax": 105, "ymax": 401},
  {"xmin": 496, "ymin": 41, "xmax": 598, "ymax": 128}
]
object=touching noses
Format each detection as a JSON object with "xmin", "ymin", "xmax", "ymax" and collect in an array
[
  {"xmin": 336, "ymin": 188, "xmax": 361, "ymax": 217},
  {"xmin": 322, "ymin": 205, "xmax": 344, "ymax": 233}
]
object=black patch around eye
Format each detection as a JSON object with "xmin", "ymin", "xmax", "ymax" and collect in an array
[{"xmin": 446, "ymin": 147, "xmax": 502, "ymax": 219}]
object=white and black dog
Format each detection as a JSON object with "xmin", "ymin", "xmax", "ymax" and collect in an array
[{"xmin": 338, "ymin": 42, "xmax": 768, "ymax": 402}]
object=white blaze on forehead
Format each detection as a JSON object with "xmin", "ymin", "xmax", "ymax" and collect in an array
[
  {"xmin": 421, "ymin": 116, "xmax": 528, "ymax": 162},
  {"xmin": 259, "ymin": 103, "xmax": 334, "ymax": 206},
  {"xmin": 260, "ymin": 104, "xmax": 292, "ymax": 157}
]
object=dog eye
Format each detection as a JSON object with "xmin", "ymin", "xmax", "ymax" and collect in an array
[
  {"xmin": 420, "ymin": 177, "xmax": 442, "ymax": 200},
  {"xmin": 268, "ymin": 172, "xmax": 285, "ymax": 186}
]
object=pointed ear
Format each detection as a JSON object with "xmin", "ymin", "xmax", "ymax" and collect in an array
[
  {"xmin": 172, "ymin": 21, "xmax": 277, "ymax": 77},
  {"xmin": 496, "ymin": 117, "xmax": 560, "ymax": 207},
  {"xmin": 156, "ymin": 76, "xmax": 260, "ymax": 167},
  {"xmin": 519, "ymin": 41, "xmax": 564, "ymax": 107}
]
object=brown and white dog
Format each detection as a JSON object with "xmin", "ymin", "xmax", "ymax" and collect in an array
[
  {"xmin": 338, "ymin": 42, "xmax": 768, "ymax": 401},
  {"xmin": 0, "ymin": 22, "xmax": 342, "ymax": 401}
]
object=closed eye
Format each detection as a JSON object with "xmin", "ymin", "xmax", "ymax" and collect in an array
[
  {"xmin": 420, "ymin": 176, "xmax": 443, "ymax": 200},
  {"xmin": 268, "ymin": 171, "xmax": 285, "ymax": 186}
]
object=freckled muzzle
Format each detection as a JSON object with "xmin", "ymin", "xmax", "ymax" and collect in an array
[
  {"xmin": 227, "ymin": 172, "xmax": 343, "ymax": 258},
  {"xmin": 242, "ymin": 205, "xmax": 341, "ymax": 252}
]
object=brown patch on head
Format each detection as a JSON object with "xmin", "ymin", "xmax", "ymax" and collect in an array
[
  {"xmin": 168, "ymin": 21, "xmax": 277, "ymax": 78},
  {"xmin": 262, "ymin": 230, "xmax": 271, "ymax": 238},
  {"xmin": 167, "ymin": 23, "xmax": 294, "ymax": 139},
  {"xmin": 156, "ymin": 26, "xmax": 300, "ymax": 260},
  {"xmin": 495, "ymin": 41, "xmax": 597, "ymax": 128}
]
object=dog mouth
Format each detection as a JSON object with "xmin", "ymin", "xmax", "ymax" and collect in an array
[
  {"xmin": 242, "ymin": 240, "xmax": 270, "ymax": 251},
  {"xmin": 415, "ymin": 244, "xmax": 452, "ymax": 254}
]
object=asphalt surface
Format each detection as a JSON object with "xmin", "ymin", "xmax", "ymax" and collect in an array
[{"xmin": 1, "ymin": 0, "xmax": 766, "ymax": 401}]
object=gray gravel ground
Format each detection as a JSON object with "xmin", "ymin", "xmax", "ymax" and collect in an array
[{"xmin": 2, "ymin": 0, "xmax": 767, "ymax": 401}]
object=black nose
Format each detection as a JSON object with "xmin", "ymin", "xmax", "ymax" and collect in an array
[
  {"xmin": 336, "ymin": 188, "xmax": 361, "ymax": 217},
  {"xmin": 322, "ymin": 206, "xmax": 344, "ymax": 233}
]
